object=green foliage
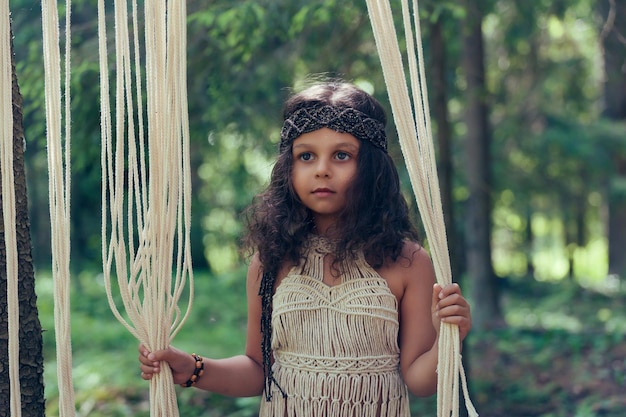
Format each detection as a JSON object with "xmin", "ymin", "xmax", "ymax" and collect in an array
[
  {"xmin": 469, "ymin": 278, "xmax": 626, "ymax": 417},
  {"xmin": 10, "ymin": 0, "xmax": 622, "ymax": 282},
  {"xmin": 38, "ymin": 267, "xmax": 254, "ymax": 416}
]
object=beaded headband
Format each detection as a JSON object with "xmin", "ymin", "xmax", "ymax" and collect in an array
[{"xmin": 279, "ymin": 104, "xmax": 388, "ymax": 153}]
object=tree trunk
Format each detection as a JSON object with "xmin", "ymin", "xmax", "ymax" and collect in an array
[
  {"xmin": 0, "ymin": 24, "xmax": 46, "ymax": 417},
  {"xmin": 525, "ymin": 206, "xmax": 534, "ymax": 276},
  {"xmin": 429, "ymin": 12, "xmax": 460, "ymax": 280},
  {"xmin": 461, "ymin": 0, "xmax": 502, "ymax": 330},
  {"xmin": 599, "ymin": 0, "xmax": 626, "ymax": 279}
]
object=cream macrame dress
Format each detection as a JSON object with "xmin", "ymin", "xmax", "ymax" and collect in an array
[{"xmin": 259, "ymin": 236, "xmax": 411, "ymax": 417}]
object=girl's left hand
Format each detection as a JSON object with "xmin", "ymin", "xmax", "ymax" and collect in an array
[{"xmin": 431, "ymin": 283, "xmax": 472, "ymax": 341}]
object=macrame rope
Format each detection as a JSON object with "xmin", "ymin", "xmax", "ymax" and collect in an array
[
  {"xmin": 1, "ymin": 4, "xmax": 22, "ymax": 416},
  {"xmin": 98, "ymin": 0, "xmax": 194, "ymax": 415},
  {"xmin": 364, "ymin": 1, "xmax": 479, "ymax": 416},
  {"xmin": 41, "ymin": 0, "xmax": 77, "ymax": 415}
]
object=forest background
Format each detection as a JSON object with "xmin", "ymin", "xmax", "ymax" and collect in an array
[{"xmin": 2, "ymin": 0, "xmax": 625, "ymax": 416}]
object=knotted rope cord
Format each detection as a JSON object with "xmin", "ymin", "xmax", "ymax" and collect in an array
[
  {"xmin": 364, "ymin": 1, "xmax": 478, "ymax": 416},
  {"xmin": 98, "ymin": 0, "xmax": 194, "ymax": 415},
  {"xmin": 1, "ymin": 4, "xmax": 22, "ymax": 416},
  {"xmin": 41, "ymin": 0, "xmax": 77, "ymax": 415}
]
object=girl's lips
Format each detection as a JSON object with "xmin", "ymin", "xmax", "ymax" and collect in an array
[{"xmin": 312, "ymin": 188, "xmax": 334, "ymax": 196}]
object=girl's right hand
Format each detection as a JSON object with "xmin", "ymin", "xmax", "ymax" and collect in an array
[{"xmin": 138, "ymin": 344, "xmax": 197, "ymax": 385}]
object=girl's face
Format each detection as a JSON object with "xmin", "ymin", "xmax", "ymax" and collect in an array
[{"xmin": 291, "ymin": 128, "xmax": 360, "ymax": 234}]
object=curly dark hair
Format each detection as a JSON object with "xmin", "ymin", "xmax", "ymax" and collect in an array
[{"xmin": 241, "ymin": 81, "xmax": 420, "ymax": 400}]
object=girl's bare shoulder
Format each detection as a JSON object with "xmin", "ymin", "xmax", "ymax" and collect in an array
[
  {"xmin": 378, "ymin": 240, "xmax": 434, "ymax": 299},
  {"xmin": 389, "ymin": 240, "xmax": 431, "ymax": 271}
]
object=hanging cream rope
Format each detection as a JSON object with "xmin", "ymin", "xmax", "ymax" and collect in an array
[
  {"xmin": 1, "ymin": 3, "xmax": 22, "ymax": 416},
  {"xmin": 364, "ymin": 1, "xmax": 479, "ymax": 416},
  {"xmin": 41, "ymin": 0, "xmax": 77, "ymax": 415},
  {"xmin": 98, "ymin": 0, "xmax": 194, "ymax": 415}
]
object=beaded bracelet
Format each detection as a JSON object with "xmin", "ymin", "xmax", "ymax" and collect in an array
[{"xmin": 180, "ymin": 353, "xmax": 204, "ymax": 388}]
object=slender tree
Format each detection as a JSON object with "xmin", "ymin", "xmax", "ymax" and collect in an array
[
  {"xmin": 428, "ymin": 7, "xmax": 459, "ymax": 279},
  {"xmin": 0, "ymin": 24, "xmax": 46, "ymax": 417},
  {"xmin": 599, "ymin": 0, "xmax": 626, "ymax": 279},
  {"xmin": 461, "ymin": 0, "xmax": 502, "ymax": 330}
]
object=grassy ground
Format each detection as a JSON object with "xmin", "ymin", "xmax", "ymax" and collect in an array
[
  {"xmin": 469, "ymin": 278, "xmax": 626, "ymax": 417},
  {"xmin": 36, "ymin": 270, "xmax": 625, "ymax": 416}
]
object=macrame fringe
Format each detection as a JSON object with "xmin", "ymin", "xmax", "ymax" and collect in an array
[
  {"xmin": 364, "ymin": 1, "xmax": 479, "ymax": 416},
  {"xmin": 1, "ymin": 3, "xmax": 23, "ymax": 416},
  {"xmin": 98, "ymin": 0, "xmax": 194, "ymax": 416},
  {"xmin": 41, "ymin": 0, "xmax": 77, "ymax": 415}
]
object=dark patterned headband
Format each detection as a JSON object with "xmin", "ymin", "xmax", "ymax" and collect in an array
[{"xmin": 279, "ymin": 105, "xmax": 388, "ymax": 153}]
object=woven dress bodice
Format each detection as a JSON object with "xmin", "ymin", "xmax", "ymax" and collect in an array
[{"xmin": 259, "ymin": 236, "xmax": 410, "ymax": 417}]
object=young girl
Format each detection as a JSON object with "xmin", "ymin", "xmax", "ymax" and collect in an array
[{"xmin": 138, "ymin": 81, "xmax": 472, "ymax": 416}]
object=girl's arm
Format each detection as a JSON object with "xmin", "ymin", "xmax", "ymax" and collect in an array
[
  {"xmin": 396, "ymin": 243, "xmax": 472, "ymax": 397},
  {"xmin": 138, "ymin": 255, "xmax": 266, "ymax": 397}
]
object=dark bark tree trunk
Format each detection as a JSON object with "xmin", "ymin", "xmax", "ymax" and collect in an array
[
  {"xmin": 525, "ymin": 206, "xmax": 534, "ymax": 277},
  {"xmin": 430, "ymin": 13, "xmax": 459, "ymax": 281},
  {"xmin": 0, "ymin": 24, "xmax": 46, "ymax": 417},
  {"xmin": 461, "ymin": 0, "xmax": 502, "ymax": 330},
  {"xmin": 599, "ymin": 0, "xmax": 626, "ymax": 279}
]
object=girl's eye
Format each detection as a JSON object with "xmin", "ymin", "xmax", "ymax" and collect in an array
[
  {"xmin": 336, "ymin": 151, "xmax": 350, "ymax": 161},
  {"xmin": 299, "ymin": 152, "xmax": 313, "ymax": 161}
]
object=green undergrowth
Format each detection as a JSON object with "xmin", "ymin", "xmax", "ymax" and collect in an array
[
  {"xmin": 36, "ymin": 271, "xmax": 625, "ymax": 416},
  {"xmin": 469, "ymin": 278, "xmax": 626, "ymax": 417}
]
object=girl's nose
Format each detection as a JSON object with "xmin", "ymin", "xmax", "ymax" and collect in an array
[{"xmin": 315, "ymin": 160, "xmax": 331, "ymax": 178}]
